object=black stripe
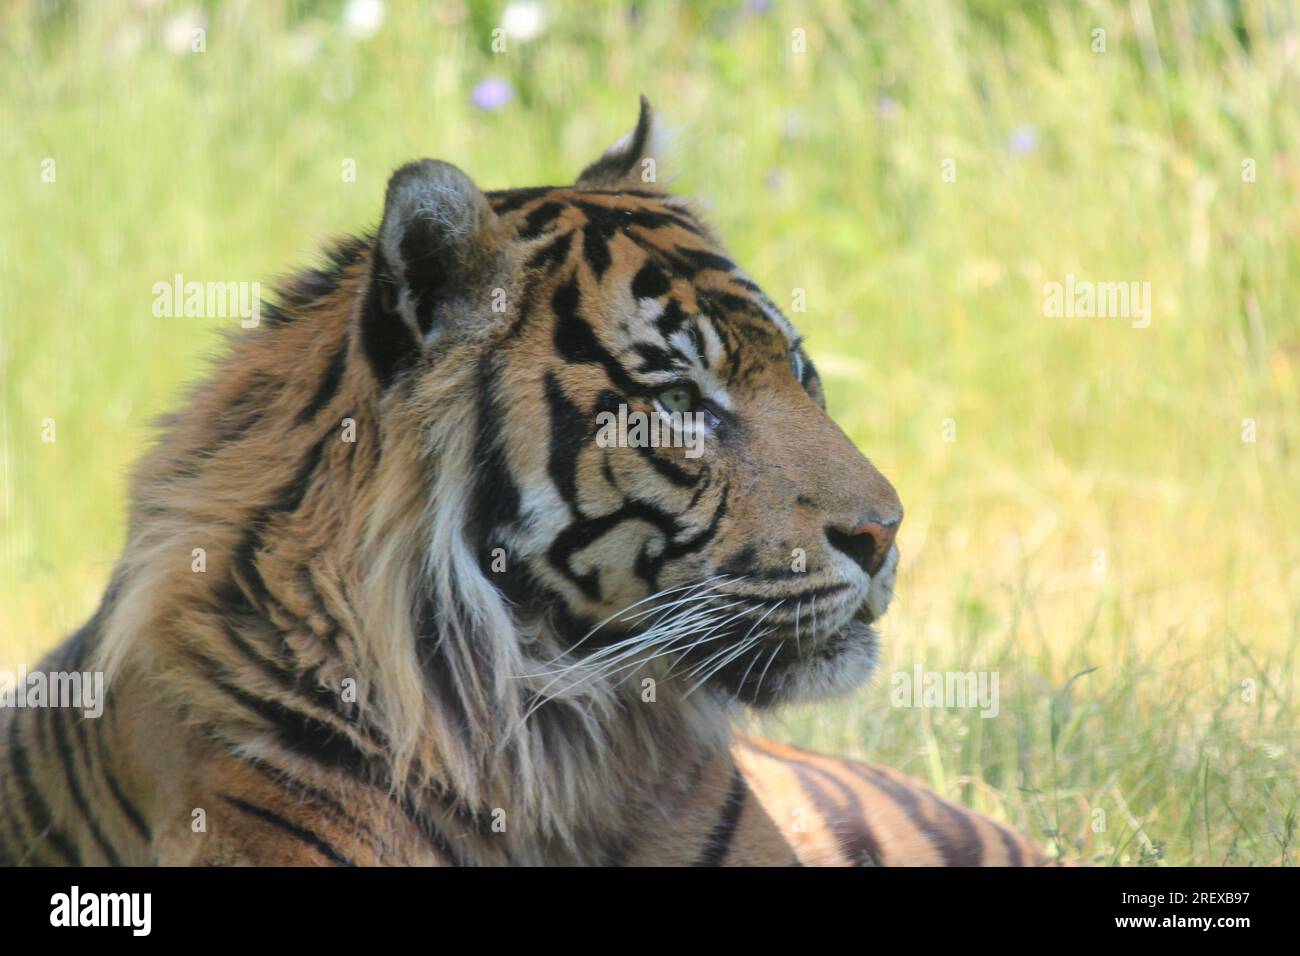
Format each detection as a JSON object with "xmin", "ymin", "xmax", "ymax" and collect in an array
[
  {"xmin": 631, "ymin": 262, "xmax": 671, "ymax": 300},
  {"xmin": 216, "ymin": 620, "xmax": 368, "ymax": 743},
  {"xmin": 487, "ymin": 186, "xmax": 555, "ymax": 214},
  {"xmin": 569, "ymin": 200, "xmax": 705, "ymax": 281},
  {"xmin": 224, "ymin": 743, "xmax": 471, "ymax": 868},
  {"xmin": 96, "ymin": 734, "xmax": 153, "ymax": 845},
  {"xmin": 49, "ymin": 633, "xmax": 123, "ymax": 864},
  {"xmin": 220, "ymin": 794, "xmax": 354, "ymax": 866},
  {"xmin": 581, "ymin": 220, "xmax": 613, "ymax": 277},
  {"xmin": 845, "ymin": 762, "xmax": 982, "ymax": 866},
  {"xmin": 519, "ymin": 201, "xmax": 566, "ymax": 239},
  {"xmin": 295, "ymin": 335, "xmax": 349, "ymax": 424},
  {"xmin": 190, "ymin": 654, "xmax": 474, "ymax": 867},
  {"xmin": 237, "ymin": 754, "xmax": 378, "ymax": 845},
  {"xmin": 750, "ymin": 742, "xmax": 884, "ymax": 867},
  {"xmin": 196, "ymin": 647, "xmax": 481, "ymax": 865},
  {"xmin": 550, "ymin": 271, "xmax": 645, "ymax": 397},
  {"xmin": 654, "ymin": 298, "xmax": 687, "ymax": 337},
  {"xmin": 543, "ymin": 367, "xmax": 592, "ymax": 510},
  {"xmin": 572, "ymin": 200, "xmax": 704, "ymax": 240},
  {"xmin": 50, "ymin": 704, "xmax": 122, "ymax": 865},
  {"xmin": 673, "ymin": 246, "xmax": 736, "ymax": 274},
  {"xmin": 630, "ymin": 341, "xmax": 684, "ymax": 375},
  {"xmin": 470, "ymin": 356, "xmax": 523, "ymax": 558},
  {"xmin": 547, "ymin": 479, "xmax": 729, "ymax": 604},
  {"xmin": 920, "ymin": 789, "xmax": 985, "ymax": 865},
  {"xmin": 7, "ymin": 713, "xmax": 79, "ymax": 864},
  {"xmin": 0, "ymin": 722, "xmax": 34, "ymax": 861},
  {"xmin": 65, "ymin": 611, "xmax": 153, "ymax": 847},
  {"xmin": 396, "ymin": 794, "xmax": 474, "ymax": 868},
  {"xmin": 524, "ymin": 229, "xmax": 574, "ymax": 274},
  {"xmin": 200, "ymin": 370, "xmax": 274, "ymax": 452},
  {"xmin": 632, "ymin": 439, "xmax": 701, "ymax": 488},
  {"xmin": 227, "ymin": 433, "xmax": 328, "ymax": 618},
  {"xmin": 693, "ymin": 767, "xmax": 747, "ymax": 866},
  {"xmin": 184, "ymin": 648, "xmax": 377, "ymax": 780}
]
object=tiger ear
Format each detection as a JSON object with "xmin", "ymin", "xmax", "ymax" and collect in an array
[
  {"xmin": 362, "ymin": 159, "xmax": 503, "ymax": 386},
  {"xmin": 576, "ymin": 95, "xmax": 660, "ymax": 189}
]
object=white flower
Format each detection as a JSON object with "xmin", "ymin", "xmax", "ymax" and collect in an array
[
  {"xmin": 501, "ymin": 1, "xmax": 545, "ymax": 43},
  {"xmin": 342, "ymin": 0, "xmax": 385, "ymax": 41}
]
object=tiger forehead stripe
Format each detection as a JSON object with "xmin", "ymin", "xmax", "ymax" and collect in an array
[
  {"xmin": 650, "ymin": 239, "xmax": 801, "ymax": 350},
  {"xmin": 491, "ymin": 188, "xmax": 801, "ymax": 354}
]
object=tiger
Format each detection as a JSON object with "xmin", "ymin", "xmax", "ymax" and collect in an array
[{"xmin": 0, "ymin": 98, "xmax": 1048, "ymax": 866}]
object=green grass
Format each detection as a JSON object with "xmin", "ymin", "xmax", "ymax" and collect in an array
[{"xmin": 2, "ymin": 0, "xmax": 1297, "ymax": 865}]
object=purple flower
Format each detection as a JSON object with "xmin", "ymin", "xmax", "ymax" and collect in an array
[
  {"xmin": 745, "ymin": 0, "xmax": 773, "ymax": 13},
  {"xmin": 875, "ymin": 94, "xmax": 899, "ymax": 120},
  {"xmin": 1009, "ymin": 125, "xmax": 1038, "ymax": 156},
  {"xmin": 471, "ymin": 78, "xmax": 514, "ymax": 112}
]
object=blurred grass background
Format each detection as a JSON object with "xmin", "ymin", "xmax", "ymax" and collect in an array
[{"xmin": 1, "ymin": 0, "xmax": 1297, "ymax": 865}]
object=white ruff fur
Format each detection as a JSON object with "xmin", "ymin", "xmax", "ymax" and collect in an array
[{"xmin": 358, "ymin": 359, "xmax": 733, "ymax": 858}]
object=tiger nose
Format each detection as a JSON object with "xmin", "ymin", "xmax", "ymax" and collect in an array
[{"xmin": 826, "ymin": 513, "xmax": 901, "ymax": 576}]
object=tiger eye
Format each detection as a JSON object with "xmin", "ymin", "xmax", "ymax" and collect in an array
[{"xmin": 657, "ymin": 385, "xmax": 696, "ymax": 414}]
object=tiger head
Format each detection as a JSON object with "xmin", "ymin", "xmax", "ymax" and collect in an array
[{"xmin": 363, "ymin": 99, "xmax": 902, "ymax": 712}]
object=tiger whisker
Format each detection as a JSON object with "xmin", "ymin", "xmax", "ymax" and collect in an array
[
  {"xmin": 682, "ymin": 626, "xmax": 775, "ymax": 699},
  {"xmin": 723, "ymin": 600, "xmax": 786, "ymax": 693},
  {"xmin": 543, "ymin": 575, "xmax": 737, "ymax": 667},
  {"xmin": 794, "ymin": 600, "xmax": 802, "ymax": 657},
  {"xmin": 593, "ymin": 611, "xmax": 750, "ymax": 689},
  {"xmin": 526, "ymin": 582, "xmax": 728, "ymax": 680},
  {"xmin": 530, "ymin": 597, "xmax": 745, "ymax": 682},
  {"xmin": 516, "ymin": 597, "xmax": 748, "ymax": 720},
  {"xmin": 552, "ymin": 603, "xmax": 744, "ymax": 688},
  {"xmin": 662, "ymin": 603, "xmax": 760, "ymax": 680},
  {"xmin": 511, "ymin": 614, "xmax": 735, "ymax": 732},
  {"xmin": 513, "ymin": 578, "xmax": 780, "ymax": 725},
  {"xmin": 753, "ymin": 639, "xmax": 786, "ymax": 702},
  {"xmin": 678, "ymin": 635, "xmax": 757, "ymax": 693},
  {"xmin": 674, "ymin": 626, "xmax": 754, "ymax": 683},
  {"xmin": 677, "ymin": 603, "xmax": 776, "ymax": 684}
]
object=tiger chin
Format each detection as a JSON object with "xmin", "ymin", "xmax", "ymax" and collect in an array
[{"xmin": 0, "ymin": 98, "xmax": 1051, "ymax": 867}]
